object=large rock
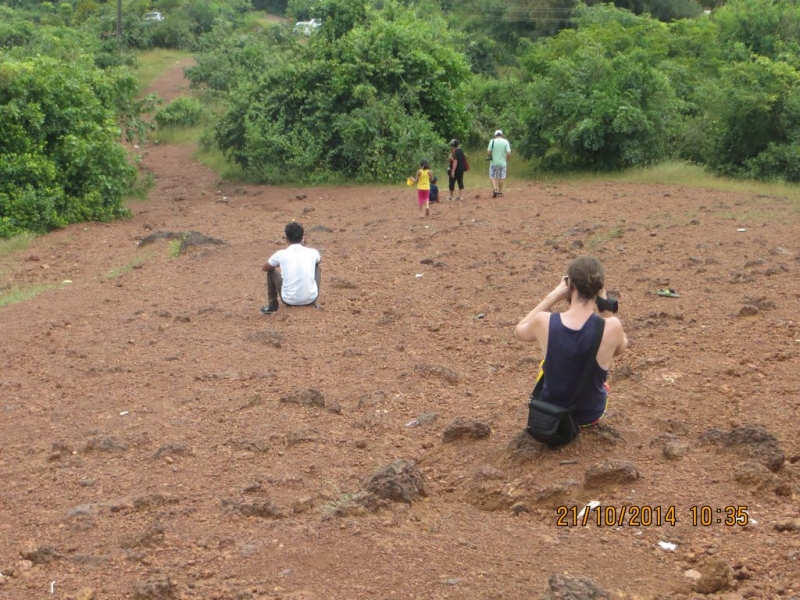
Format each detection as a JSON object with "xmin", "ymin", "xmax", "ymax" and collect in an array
[
  {"xmin": 362, "ymin": 459, "xmax": 427, "ymax": 504},
  {"xmin": 544, "ymin": 573, "xmax": 610, "ymax": 599},
  {"xmin": 700, "ymin": 425, "xmax": 784, "ymax": 472},
  {"xmin": 733, "ymin": 461, "xmax": 792, "ymax": 496}
]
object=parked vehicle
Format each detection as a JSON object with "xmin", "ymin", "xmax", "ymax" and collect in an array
[
  {"xmin": 293, "ymin": 18, "xmax": 320, "ymax": 35},
  {"xmin": 144, "ymin": 11, "xmax": 164, "ymax": 22}
]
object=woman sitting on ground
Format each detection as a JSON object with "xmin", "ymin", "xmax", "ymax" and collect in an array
[{"xmin": 514, "ymin": 256, "xmax": 628, "ymax": 426}]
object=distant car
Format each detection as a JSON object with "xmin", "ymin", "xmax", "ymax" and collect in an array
[
  {"xmin": 293, "ymin": 18, "xmax": 320, "ymax": 35},
  {"xmin": 144, "ymin": 11, "xmax": 164, "ymax": 22}
]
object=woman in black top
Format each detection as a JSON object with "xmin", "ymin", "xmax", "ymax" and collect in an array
[{"xmin": 448, "ymin": 139, "xmax": 466, "ymax": 201}]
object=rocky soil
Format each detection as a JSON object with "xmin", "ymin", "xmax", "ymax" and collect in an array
[{"xmin": 1, "ymin": 57, "xmax": 799, "ymax": 600}]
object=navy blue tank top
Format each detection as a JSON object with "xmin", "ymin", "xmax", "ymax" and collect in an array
[{"xmin": 539, "ymin": 313, "xmax": 608, "ymax": 425}]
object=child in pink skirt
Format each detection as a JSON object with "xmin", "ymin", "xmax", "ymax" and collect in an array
[{"xmin": 411, "ymin": 160, "xmax": 433, "ymax": 218}]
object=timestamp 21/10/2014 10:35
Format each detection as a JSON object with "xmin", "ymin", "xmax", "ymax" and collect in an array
[{"xmin": 556, "ymin": 505, "xmax": 750, "ymax": 527}]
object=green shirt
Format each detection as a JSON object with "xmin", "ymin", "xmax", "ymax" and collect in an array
[{"xmin": 488, "ymin": 137, "xmax": 511, "ymax": 168}]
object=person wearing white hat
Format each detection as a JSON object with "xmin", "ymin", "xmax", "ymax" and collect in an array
[{"xmin": 487, "ymin": 129, "xmax": 511, "ymax": 198}]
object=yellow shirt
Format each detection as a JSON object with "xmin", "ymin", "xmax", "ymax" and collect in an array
[{"xmin": 417, "ymin": 168, "xmax": 431, "ymax": 191}]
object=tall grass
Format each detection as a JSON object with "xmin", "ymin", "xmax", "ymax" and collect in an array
[
  {"xmin": 515, "ymin": 158, "xmax": 800, "ymax": 202},
  {"xmin": 0, "ymin": 232, "xmax": 35, "ymax": 257}
]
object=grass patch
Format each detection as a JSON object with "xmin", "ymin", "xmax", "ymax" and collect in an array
[
  {"xmin": 135, "ymin": 49, "xmax": 193, "ymax": 94},
  {"xmin": 152, "ymin": 125, "xmax": 204, "ymax": 145},
  {"xmin": 168, "ymin": 239, "xmax": 183, "ymax": 258},
  {"xmin": 102, "ymin": 253, "xmax": 151, "ymax": 280},
  {"xmin": 247, "ymin": 13, "xmax": 287, "ymax": 30},
  {"xmin": 194, "ymin": 144, "xmax": 245, "ymax": 180},
  {"xmin": 0, "ymin": 232, "xmax": 36, "ymax": 258},
  {"xmin": 524, "ymin": 159, "xmax": 800, "ymax": 202},
  {"xmin": 587, "ymin": 226, "xmax": 625, "ymax": 249},
  {"xmin": 0, "ymin": 283, "xmax": 56, "ymax": 309}
]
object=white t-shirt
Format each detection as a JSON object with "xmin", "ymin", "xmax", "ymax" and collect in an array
[{"xmin": 268, "ymin": 244, "xmax": 321, "ymax": 305}]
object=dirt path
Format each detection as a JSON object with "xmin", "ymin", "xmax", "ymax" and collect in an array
[{"xmin": 1, "ymin": 55, "xmax": 799, "ymax": 600}]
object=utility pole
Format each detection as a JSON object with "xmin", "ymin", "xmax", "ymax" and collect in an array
[{"xmin": 116, "ymin": 0, "xmax": 122, "ymax": 40}]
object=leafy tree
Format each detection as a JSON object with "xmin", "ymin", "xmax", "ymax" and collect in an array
[
  {"xmin": 713, "ymin": 0, "xmax": 800, "ymax": 58},
  {"xmin": 253, "ymin": 0, "xmax": 289, "ymax": 14},
  {"xmin": 0, "ymin": 56, "xmax": 137, "ymax": 236},
  {"xmin": 453, "ymin": 0, "xmax": 579, "ymax": 55},
  {"xmin": 591, "ymin": 0, "xmax": 703, "ymax": 21},
  {"xmin": 212, "ymin": 0, "xmax": 471, "ymax": 182},
  {"xmin": 688, "ymin": 56, "xmax": 800, "ymax": 180},
  {"xmin": 517, "ymin": 6, "xmax": 682, "ymax": 170}
]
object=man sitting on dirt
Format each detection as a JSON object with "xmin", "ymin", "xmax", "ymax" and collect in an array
[{"xmin": 261, "ymin": 222, "xmax": 321, "ymax": 315}]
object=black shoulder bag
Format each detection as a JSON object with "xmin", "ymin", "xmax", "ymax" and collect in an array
[{"xmin": 526, "ymin": 316, "xmax": 605, "ymax": 447}]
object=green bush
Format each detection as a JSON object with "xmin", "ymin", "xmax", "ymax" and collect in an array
[
  {"xmin": 0, "ymin": 56, "xmax": 137, "ymax": 236},
  {"xmin": 212, "ymin": 0, "xmax": 471, "ymax": 183},
  {"xmin": 155, "ymin": 97, "xmax": 206, "ymax": 128},
  {"xmin": 150, "ymin": 17, "xmax": 195, "ymax": 49},
  {"xmin": 690, "ymin": 56, "xmax": 800, "ymax": 180},
  {"xmin": 517, "ymin": 7, "xmax": 681, "ymax": 171},
  {"xmin": 714, "ymin": 0, "xmax": 800, "ymax": 58}
]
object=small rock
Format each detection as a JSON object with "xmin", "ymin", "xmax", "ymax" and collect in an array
[
  {"xmin": 584, "ymin": 461, "xmax": 641, "ymax": 490},
  {"xmin": 504, "ymin": 430, "xmax": 546, "ymax": 462},
  {"xmin": 774, "ymin": 517, "xmax": 800, "ymax": 532},
  {"xmin": 280, "ymin": 388, "xmax": 325, "ymax": 408},
  {"xmin": 76, "ymin": 588, "xmax": 97, "ymax": 600},
  {"xmin": 737, "ymin": 305, "xmax": 759, "ymax": 317},
  {"xmin": 685, "ymin": 569, "xmax": 702, "ymax": 581},
  {"xmin": 132, "ymin": 575, "xmax": 177, "ymax": 600},
  {"xmin": 19, "ymin": 544, "xmax": 61, "ymax": 565},
  {"xmin": 663, "ymin": 440, "xmax": 690, "ymax": 460},
  {"xmin": 406, "ymin": 412, "xmax": 439, "ymax": 427},
  {"xmin": 733, "ymin": 461, "xmax": 791, "ymax": 495},
  {"xmin": 414, "ymin": 364, "xmax": 460, "ymax": 385},
  {"xmin": 511, "ymin": 502, "xmax": 531, "ymax": 515},
  {"xmin": 83, "ymin": 437, "xmax": 128, "ymax": 454},
  {"xmin": 153, "ymin": 443, "xmax": 192, "ymax": 460},
  {"xmin": 292, "ymin": 496, "xmax": 314, "ymax": 514},
  {"xmin": 442, "ymin": 418, "xmax": 491, "ymax": 443},
  {"xmin": 362, "ymin": 459, "xmax": 427, "ymax": 504},
  {"xmin": 221, "ymin": 498, "xmax": 285, "ymax": 519},
  {"xmin": 544, "ymin": 573, "xmax": 610, "ymax": 599},
  {"xmin": 694, "ymin": 558, "xmax": 735, "ymax": 594},
  {"xmin": 474, "ymin": 466, "xmax": 505, "ymax": 481}
]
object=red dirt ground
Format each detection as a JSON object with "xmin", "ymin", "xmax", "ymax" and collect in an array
[{"xmin": 1, "ymin": 58, "xmax": 799, "ymax": 600}]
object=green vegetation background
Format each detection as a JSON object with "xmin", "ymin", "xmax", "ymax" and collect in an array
[{"xmin": 2, "ymin": 0, "xmax": 800, "ymax": 237}]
